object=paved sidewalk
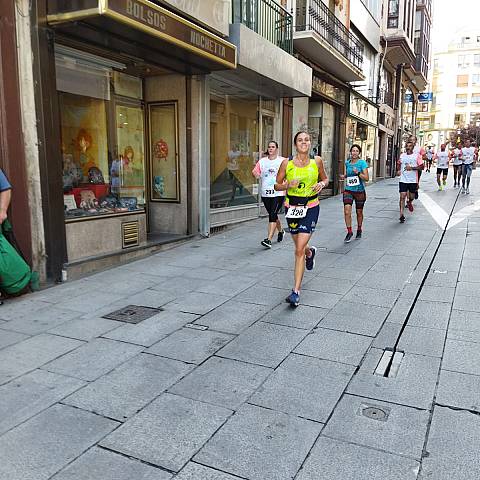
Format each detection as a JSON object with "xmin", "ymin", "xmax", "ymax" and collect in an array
[{"xmin": 1, "ymin": 171, "xmax": 480, "ymax": 479}]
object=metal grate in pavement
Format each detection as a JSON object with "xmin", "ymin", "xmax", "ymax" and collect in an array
[{"xmin": 102, "ymin": 305, "xmax": 162, "ymax": 324}]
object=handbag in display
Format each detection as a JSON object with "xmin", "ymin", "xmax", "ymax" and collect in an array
[
  {"xmin": 99, "ymin": 195, "xmax": 119, "ymax": 209},
  {"xmin": 118, "ymin": 197, "xmax": 138, "ymax": 211},
  {"xmin": 88, "ymin": 167, "xmax": 105, "ymax": 184}
]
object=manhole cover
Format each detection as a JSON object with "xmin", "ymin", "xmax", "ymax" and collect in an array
[
  {"xmin": 359, "ymin": 404, "xmax": 390, "ymax": 422},
  {"xmin": 102, "ymin": 305, "xmax": 162, "ymax": 324}
]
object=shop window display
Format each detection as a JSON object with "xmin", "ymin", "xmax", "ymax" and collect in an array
[
  {"xmin": 210, "ymin": 93, "xmax": 259, "ymax": 208},
  {"xmin": 60, "ymin": 92, "xmax": 146, "ymax": 219}
]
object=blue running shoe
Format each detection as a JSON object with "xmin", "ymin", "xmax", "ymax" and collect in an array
[
  {"xmin": 285, "ymin": 290, "xmax": 300, "ymax": 307},
  {"xmin": 305, "ymin": 246, "xmax": 316, "ymax": 271}
]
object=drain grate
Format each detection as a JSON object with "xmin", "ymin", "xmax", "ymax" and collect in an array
[
  {"xmin": 359, "ymin": 404, "xmax": 390, "ymax": 422},
  {"xmin": 102, "ymin": 305, "xmax": 162, "ymax": 324}
]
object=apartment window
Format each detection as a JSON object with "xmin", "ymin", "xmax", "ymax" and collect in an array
[
  {"xmin": 458, "ymin": 55, "xmax": 470, "ymax": 68},
  {"xmin": 361, "ymin": 0, "xmax": 380, "ymax": 21},
  {"xmin": 456, "ymin": 94, "xmax": 468, "ymax": 106},
  {"xmin": 388, "ymin": 0, "xmax": 399, "ymax": 28},
  {"xmin": 454, "ymin": 114, "xmax": 466, "ymax": 125},
  {"xmin": 472, "ymin": 94, "xmax": 480, "ymax": 104},
  {"xmin": 457, "ymin": 75, "xmax": 469, "ymax": 87},
  {"xmin": 474, "ymin": 55, "xmax": 480, "ymax": 67},
  {"xmin": 473, "ymin": 74, "xmax": 480, "ymax": 86}
]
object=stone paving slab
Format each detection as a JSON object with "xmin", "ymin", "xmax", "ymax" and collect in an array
[
  {"xmin": 320, "ymin": 301, "xmax": 390, "ymax": 337},
  {"xmin": 347, "ymin": 348, "xmax": 440, "ymax": 409},
  {"xmin": 296, "ymin": 436, "xmax": 420, "ymax": 480},
  {"xmin": 100, "ymin": 393, "xmax": 232, "ymax": 472},
  {"xmin": 442, "ymin": 338, "xmax": 480, "ymax": 376},
  {"xmin": 0, "ymin": 369, "xmax": 85, "ymax": 435},
  {"xmin": 233, "ymin": 284, "xmax": 288, "ymax": 307},
  {"xmin": 55, "ymin": 290, "xmax": 126, "ymax": 314},
  {"xmin": 169, "ymin": 356, "xmax": 272, "ymax": 410},
  {"xmin": 195, "ymin": 301, "xmax": 270, "ymax": 334},
  {"xmin": 261, "ymin": 303, "xmax": 328, "ymax": 330},
  {"xmin": 217, "ymin": 321, "xmax": 308, "ymax": 368},
  {"xmin": 194, "ymin": 403, "xmax": 321, "ymax": 480},
  {"xmin": 1, "ymin": 306, "xmax": 81, "ymax": 335},
  {"xmin": 436, "ymin": 369, "xmax": 480, "ymax": 413},
  {"xmin": 249, "ymin": 354, "xmax": 355, "ymax": 422},
  {"xmin": 453, "ymin": 293, "xmax": 480, "ymax": 313},
  {"xmin": 0, "ymin": 334, "xmax": 83, "ymax": 386},
  {"xmin": 51, "ymin": 447, "xmax": 172, "ymax": 480},
  {"xmin": 420, "ymin": 406, "xmax": 480, "ymax": 480},
  {"xmin": 102, "ymin": 311, "xmax": 198, "ymax": 347},
  {"xmin": 48, "ymin": 317, "xmax": 121, "ymax": 341},
  {"xmin": 43, "ymin": 338, "xmax": 143, "ymax": 382},
  {"xmin": 194, "ymin": 275, "xmax": 258, "ymax": 297},
  {"xmin": 298, "ymin": 290, "xmax": 342, "ymax": 309},
  {"xmin": 147, "ymin": 328, "xmax": 234, "ymax": 364},
  {"xmin": 407, "ymin": 301, "xmax": 451, "ymax": 329},
  {"xmin": 294, "ymin": 328, "xmax": 372, "ymax": 365},
  {"xmin": 322, "ymin": 394, "xmax": 430, "ymax": 460},
  {"xmin": 164, "ymin": 291, "xmax": 231, "ymax": 315},
  {"xmin": 0, "ymin": 298, "xmax": 54, "ymax": 321},
  {"xmin": 0, "ymin": 328, "xmax": 29, "ymax": 350},
  {"xmin": 373, "ymin": 323, "xmax": 446, "ymax": 357},
  {"xmin": 64, "ymin": 353, "xmax": 193, "ymax": 421},
  {"xmin": 121, "ymin": 288, "xmax": 178, "ymax": 308},
  {"xmin": 341, "ymin": 286, "xmax": 400, "ymax": 308},
  {"xmin": 303, "ymin": 274, "xmax": 355, "ymax": 295},
  {"xmin": 0, "ymin": 404, "xmax": 119, "ymax": 480},
  {"xmin": 175, "ymin": 463, "xmax": 242, "ymax": 480}
]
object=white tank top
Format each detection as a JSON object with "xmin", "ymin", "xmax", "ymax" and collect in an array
[
  {"xmin": 462, "ymin": 147, "xmax": 476, "ymax": 165},
  {"xmin": 399, "ymin": 152, "xmax": 420, "ymax": 184},
  {"xmin": 452, "ymin": 148, "xmax": 463, "ymax": 166},
  {"xmin": 259, "ymin": 156, "xmax": 285, "ymax": 197},
  {"xmin": 436, "ymin": 151, "xmax": 449, "ymax": 169}
]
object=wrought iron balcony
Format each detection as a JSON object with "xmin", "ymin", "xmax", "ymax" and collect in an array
[
  {"xmin": 294, "ymin": 0, "xmax": 363, "ymax": 70},
  {"xmin": 232, "ymin": 0, "xmax": 293, "ymax": 54}
]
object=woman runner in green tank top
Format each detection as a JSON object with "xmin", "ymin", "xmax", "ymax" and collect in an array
[{"xmin": 275, "ymin": 131, "xmax": 328, "ymax": 307}]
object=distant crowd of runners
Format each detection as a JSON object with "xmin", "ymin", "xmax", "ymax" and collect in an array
[{"xmin": 252, "ymin": 132, "xmax": 478, "ymax": 307}]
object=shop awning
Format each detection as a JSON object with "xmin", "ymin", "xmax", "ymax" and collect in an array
[{"xmin": 47, "ymin": 0, "xmax": 237, "ymax": 73}]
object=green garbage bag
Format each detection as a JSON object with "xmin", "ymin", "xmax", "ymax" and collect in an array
[{"xmin": 0, "ymin": 220, "xmax": 32, "ymax": 295}]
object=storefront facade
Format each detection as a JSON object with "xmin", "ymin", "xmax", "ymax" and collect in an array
[
  {"xmin": 36, "ymin": 0, "xmax": 236, "ymax": 279},
  {"xmin": 347, "ymin": 92, "xmax": 379, "ymax": 180},
  {"xmin": 207, "ymin": 21, "xmax": 312, "ymax": 228},
  {"xmin": 309, "ymin": 75, "xmax": 348, "ymax": 196}
]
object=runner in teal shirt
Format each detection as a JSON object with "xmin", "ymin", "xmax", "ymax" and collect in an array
[{"xmin": 340, "ymin": 144, "xmax": 369, "ymax": 242}]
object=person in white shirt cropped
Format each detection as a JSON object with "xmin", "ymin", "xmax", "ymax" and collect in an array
[
  {"xmin": 452, "ymin": 142, "xmax": 463, "ymax": 188},
  {"xmin": 252, "ymin": 141, "xmax": 286, "ymax": 248},
  {"xmin": 461, "ymin": 138, "xmax": 478, "ymax": 194},
  {"xmin": 434, "ymin": 144, "xmax": 450, "ymax": 191}
]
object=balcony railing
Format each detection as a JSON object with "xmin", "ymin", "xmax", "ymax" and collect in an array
[
  {"xmin": 232, "ymin": 0, "xmax": 293, "ymax": 54},
  {"xmin": 294, "ymin": 0, "xmax": 363, "ymax": 70}
]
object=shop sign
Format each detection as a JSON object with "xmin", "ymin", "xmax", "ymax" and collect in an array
[
  {"xmin": 157, "ymin": 0, "xmax": 230, "ymax": 37},
  {"xmin": 47, "ymin": 0, "xmax": 236, "ymax": 69},
  {"xmin": 312, "ymin": 75, "xmax": 346, "ymax": 105},
  {"xmin": 349, "ymin": 93, "xmax": 377, "ymax": 125},
  {"xmin": 405, "ymin": 92, "xmax": 433, "ymax": 103}
]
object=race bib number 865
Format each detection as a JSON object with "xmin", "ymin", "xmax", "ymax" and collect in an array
[{"xmin": 346, "ymin": 176, "xmax": 360, "ymax": 187}]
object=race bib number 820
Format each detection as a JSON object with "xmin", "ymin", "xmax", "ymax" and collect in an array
[{"xmin": 286, "ymin": 206, "xmax": 308, "ymax": 218}]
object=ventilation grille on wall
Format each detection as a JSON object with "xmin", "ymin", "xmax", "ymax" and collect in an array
[{"xmin": 122, "ymin": 221, "xmax": 139, "ymax": 248}]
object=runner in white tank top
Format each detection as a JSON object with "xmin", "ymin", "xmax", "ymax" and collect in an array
[
  {"xmin": 434, "ymin": 144, "xmax": 450, "ymax": 191},
  {"xmin": 452, "ymin": 142, "xmax": 463, "ymax": 188},
  {"xmin": 252, "ymin": 141, "xmax": 286, "ymax": 248},
  {"xmin": 461, "ymin": 138, "xmax": 478, "ymax": 193}
]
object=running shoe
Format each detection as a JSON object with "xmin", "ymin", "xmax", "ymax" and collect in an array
[
  {"xmin": 344, "ymin": 232, "xmax": 353, "ymax": 243},
  {"xmin": 305, "ymin": 246, "xmax": 317, "ymax": 271},
  {"xmin": 356, "ymin": 231, "xmax": 362, "ymax": 239},
  {"xmin": 438, "ymin": 184, "xmax": 443, "ymax": 191},
  {"xmin": 261, "ymin": 238, "xmax": 272, "ymax": 248},
  {"xmin": 399, "ymin": 215, "xmax": 406, "ymax": 223},
  {"xmin": 461, "ymin": 187, "xmax": 465, "ymax": 194},
  {"xmin": 443, "ymin": 179, "xmax": 447, "ymax": 186},
  {"xmin": 466, "ymin": 188, "xmax": 470, "ymax": 194},
  {"xmin": 454, "ymin": 183, "xmax": 457, "ymax": 188},
  {"xmin": 277, "ymin": 230, "xmax": 285, "ymax": 243},
  {"xmin": 407, "ymin": 200, "xmax": 414, "ymax": 212},
  {"xmin": 285, "ymin": 290, "xmax": 300, "ymax": 307}
]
